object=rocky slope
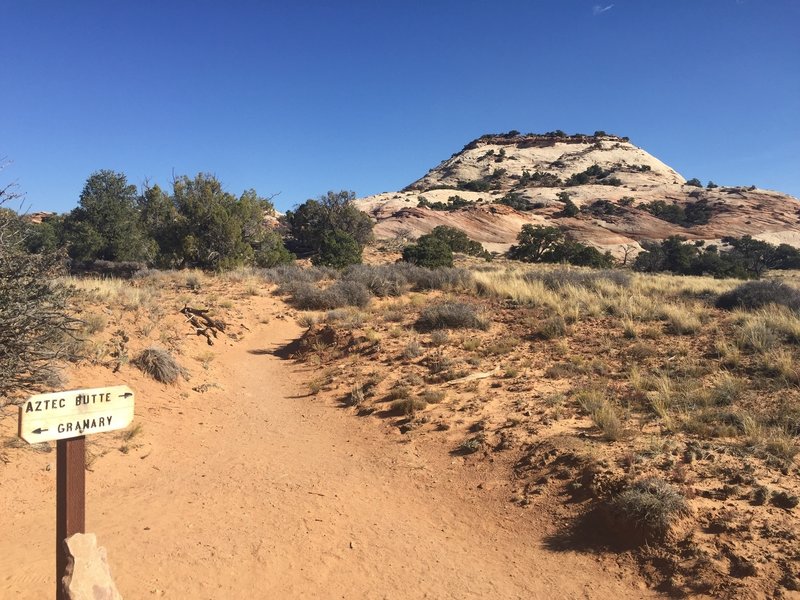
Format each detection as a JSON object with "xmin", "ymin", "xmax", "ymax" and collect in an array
[{"xmin": 356, "ymin": 132, "xmax": 800, "ymax": 255}]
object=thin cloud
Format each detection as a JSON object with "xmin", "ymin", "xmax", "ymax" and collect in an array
[{"xmin": 593, "ymin": 4, "xmax": 615, "ymax": 15}]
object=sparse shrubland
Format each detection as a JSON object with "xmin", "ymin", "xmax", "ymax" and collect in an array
[{"xmin": 285, "ymin": 258, "xmax": 799, "ymax": 595}]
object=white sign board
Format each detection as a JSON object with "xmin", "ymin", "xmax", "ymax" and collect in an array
[{"xmin": 18, "ymin": 385, "xmax": 135, "ymax": 444}]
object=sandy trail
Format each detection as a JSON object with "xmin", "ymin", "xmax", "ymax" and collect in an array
[{"xmin": 0, "ymin": 302, "xmax": 656, "ymax": 599}]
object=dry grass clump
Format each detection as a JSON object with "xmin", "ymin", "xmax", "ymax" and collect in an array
[
  {"xmin": 716, "ymin": 280, "xmax": 800, "ymax": 312},
  {"xmin": 609, "ymin": 477, "xmax": 690, "ymax": 539},
  {"xmin": 402, "ymin": 340, "xmax": 423, "ymax": 359},
  {"xmin": 82, "ymin": 313, "xmax": 107, "ymax": 334},
  {"xmin": 386, "ymin": 385, "xmax": 411, "ymax": 401},
  {"xmin": 419, "ymin": 388, "xmax": 446, "ymax": 404},
  {"xmin": 325, "ymin": 308, "xmax": 366, "ymax": 329},
  {"xmin": 407, "ymin": 267, "xmax": 473, "ymax": 292},
  {"xmin": 133, "ymin": 347, "xmax": 185, "ymax": 384},
  {"xmin": 483, "ymin": 336, "xmax": 519, "ymax": 355},
  {"xmin": 735, "ymin": 317, "xmax": 779, "ymax": 353},
  {"xmin": 345, "ymin": 383, "xmax": 365, "ymax": 407},
  {"xmin": 430, "ymin": 330, "xmax": 449, "ymax": 346},
  {"xmin": 185, "ymin": 273, "xmax": 203, "ymax": 290},
  {"xmin": 390, "ymin": 397, "xmax": 427, "ymax": 415},
  {"xmin": 526, "ymin": 268, "xmax": 631, "ymax": 291},
  {"xmin": 576, "ymin": 388, "xmax": 624, "ymax": 441},
  {"xmin": 342, "ymin": 264, "xmax": 473, "ymax": 295},
  {"xmin": 711, "ymin": 372, "xmax": 746, "ymax": 406},
  {"xmin": 535, "ymin": 315, "xmax": 569, "ymax": 339},
  {"xmin": 659, "ymin": 304, "xmax": 702, "ymax": 335},
  {"xmin": 713, "ymin": 339, "xmax": 741, "ymax": 368},
  {"xmin": 473, "ymin": 270, "xmax": 560, "ymax": 309},
  {"xmin": 415, "ymin": 302, "xmax": 488, "ymax": 331},
  {"xmin": 761, "ymin": 348, "xmax": 800, "ymax": 384}
]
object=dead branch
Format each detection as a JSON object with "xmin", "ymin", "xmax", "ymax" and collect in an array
[{"xmin": 180, "ymin": 305, "xmax": 226, "ymax": 346}]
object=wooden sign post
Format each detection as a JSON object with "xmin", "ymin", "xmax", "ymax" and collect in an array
[
  {"xmin": 18, "ymin": 385, "xmax": 135, "ymax": 600},
  {"xmin": 56, "ymin": 436, "xmax": 85, "ymax": 600}
]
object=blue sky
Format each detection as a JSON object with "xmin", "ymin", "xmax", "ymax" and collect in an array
[{"xmin": 2, "ymin": 0, "xmax": 799, "ymax": 213}]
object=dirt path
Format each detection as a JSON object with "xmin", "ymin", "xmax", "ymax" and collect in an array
[{"xmin": 0, "ymin": 301, "xmax": 657, "ymax": 599}]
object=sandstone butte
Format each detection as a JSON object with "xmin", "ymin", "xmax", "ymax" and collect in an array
[{"xmin": 354, "ymin": 132, "xmax": 800, "ymax": 256}]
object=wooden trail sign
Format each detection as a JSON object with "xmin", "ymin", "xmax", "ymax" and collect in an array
[
  {"xmin": 18, "ymin": 385, "xmax": 135, "ymax": 600},
  {"xmin": 18, "ymin": 385, "xmax": 135, "ymax": 444}
]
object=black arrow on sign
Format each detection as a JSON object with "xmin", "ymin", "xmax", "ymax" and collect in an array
[
  {"xmin": 32, "ymin": 427, "xmax": 49, "ymax": 434},
  {"xmin": 119, "ymin": 392, "xmax": 133, "ymax": 398}
]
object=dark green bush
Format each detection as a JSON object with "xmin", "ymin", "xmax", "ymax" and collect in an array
[
  {"xmin": 312, "ymin": 230, "xmax": 362, "ymax": 269},
  {"xmin": 641, "ymin": 199, "xmax": 711, "ymax": 226},
  {"xmin": 417, "ymin": 195, "xmax": 471, "ymax": 211},
  {"xmin": 499, "ymin": 192, "xmax": 532, "ymax": 210},
  {"xmin": 285, "ymin": 190, "xmax": 373, "ymax": 254},
  {"xmin": 402, "ymin": 236, "xmax": 453, "ymax": 268},
  {"xmin": 635, "ymin": 235, "xmax": 800, "ymax": 279},
  {"xmin": 565, "ymin": 164, "xmax": 621, "ymax": 187},
  {"xmin": 560, "ymin": 197, "xmax": 580, "ymax": 217},
  {"xmin": 508, "ymin": 225, "xmax": 614, "ymax": 268},
  {"xmin": 424, "ymin": 225, "xmax": 488, "ymax": 257},
  {"xmin": 582, "ymin": 199, "xmax": 624, "ymax": 217}
]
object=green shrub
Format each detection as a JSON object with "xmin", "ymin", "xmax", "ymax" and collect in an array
[
  {"xmin": 312, "ymin": 230, "xmax": 363, "ymax": 268},
  {"xmin": 565, "ymin": 164, "xmax": 622, "ymax": 187},
  {"xmin": 560, "ymin": 196, "xmax": 579, "ymax": 217},
  {"xmin": 285, "ymin": 190, "xmax": 373, "ymax": 253},
  {"xmin": 417, "ymin": 195, "xmax": 471, "ymax": 211},
  {"xmin": 426, "ymin": 225, "xmax": 487, "ymax": 257},
  {"xmin": 640, "ymin": 199, "xmax": 711, "ymax": 227},
  {"xmin": 509, "ymin": 225, "xmax": 614, "ymax": 268},
  {"xmin": 402, "ymin": 236, "xmax": 453, "ymax": 268}
]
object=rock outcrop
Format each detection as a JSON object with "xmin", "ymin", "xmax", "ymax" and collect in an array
[{"xmin": 355, "ymin": 132, "xmax": 800, "ymax": 256}]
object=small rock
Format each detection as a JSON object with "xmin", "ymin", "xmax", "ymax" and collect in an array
[{"xmin": 62, "ymin": 533, "xmax": 122, "ymax": 600}]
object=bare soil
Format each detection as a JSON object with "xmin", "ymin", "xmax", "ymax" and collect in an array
[{"xmin": 0, "ymin": 291, "xmax": 655, "ymax": 599}]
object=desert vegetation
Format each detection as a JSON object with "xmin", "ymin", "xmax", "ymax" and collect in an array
[{"xmin": 275, "ymin": 259, "xmax": 800, "ymax": 597}]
